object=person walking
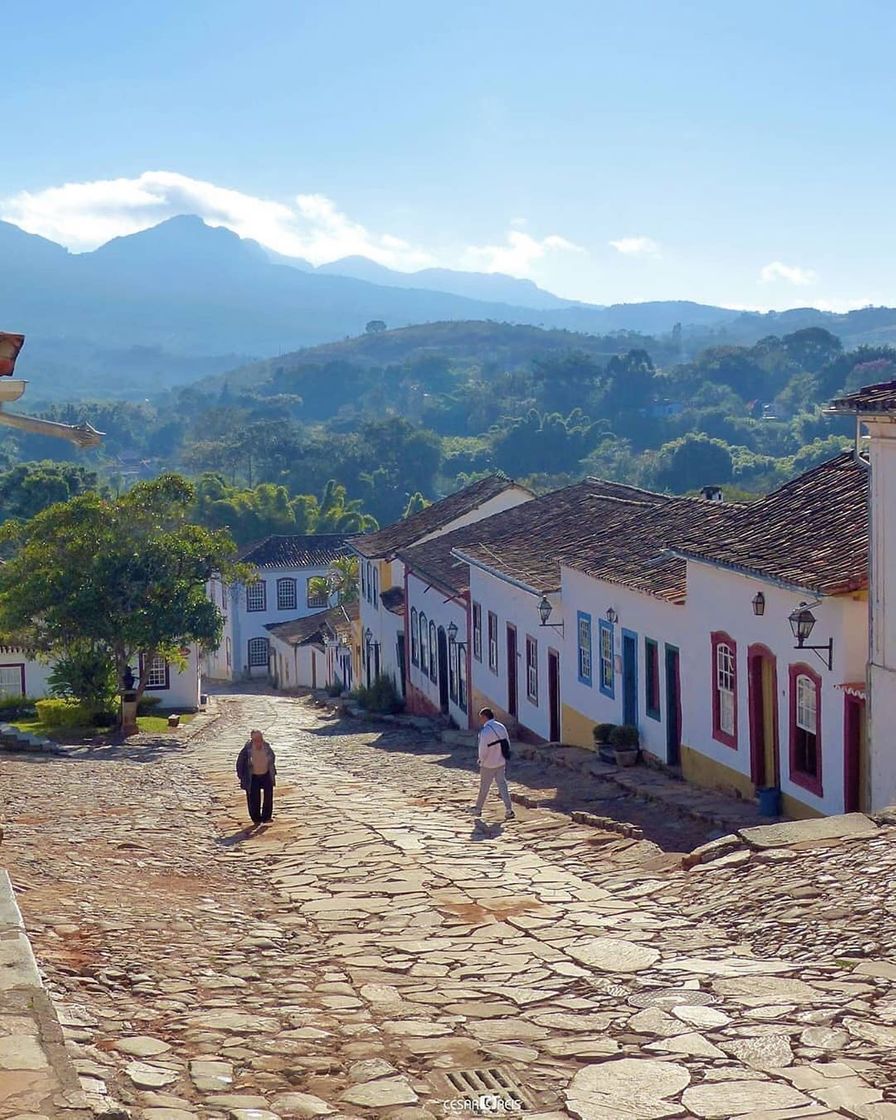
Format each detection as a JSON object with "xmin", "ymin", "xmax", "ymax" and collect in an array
[
  {"xmin": 470, "ymin": 707, "xmax": 515, "ymax": 820},
  {"xmin": 236, "ymin": 729, "xmax": 277, "ymax": 825}
]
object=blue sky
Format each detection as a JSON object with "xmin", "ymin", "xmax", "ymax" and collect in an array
[{"xmin": 3, "ymin": 0, "xmax": 894, "ymax": 310}]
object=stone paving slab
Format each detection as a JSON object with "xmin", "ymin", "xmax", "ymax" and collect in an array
[
  {"xmin": 1, "ymin": 690, "xmax": 895, "ymax": 1119},
  {"xmin": 738, "ymin": 813, "xmax": 878, "ymax": 849}
]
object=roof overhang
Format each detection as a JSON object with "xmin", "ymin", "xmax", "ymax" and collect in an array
[
  {"xmin": 668, "ymin": 548, "xmax": 848, "ymax": 598},
  {"xmin": 451, "ymin": 548, "xmax": 555, "ymax": 597}
]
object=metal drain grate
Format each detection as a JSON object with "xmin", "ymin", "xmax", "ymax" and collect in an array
[
  {"xmin": 439, "ymin": 1067, "xmax": 537, "ymax": 1112},
  {"xmin": 628, "ymin": 986, "xmax": 717, "ymax": 1008}
]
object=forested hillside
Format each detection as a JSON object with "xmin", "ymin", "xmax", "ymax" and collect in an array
[{"xmin": 2, "ymin": 319, "xmax": 888, "ymax": 543}]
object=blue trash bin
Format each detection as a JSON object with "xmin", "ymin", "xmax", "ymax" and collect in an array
[{"xmin": 757, "ymin": 786, "xmax": 781, "ymax": 817}]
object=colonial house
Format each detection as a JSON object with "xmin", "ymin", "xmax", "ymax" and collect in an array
[
  {"xmin": 266, "ymin": 602, "xmax": 358, "ymax": 692},
  {"xmin": 205, "ymin": 534, "xmax": 354, "ymax": 682},
  {"xmin": 550, "ymin": 454, "xmax": 867, "ymax": 818},
  {"xmin": 351, "ymin": 476, "xmax": 532, "ymax": 693},
  {"xmin": 397, "ymin": 438, "xmax": 880, "ymax": 818},
  {"xmin": 0, "ymin": 645, "xmax": 202, "ymax": 710}
]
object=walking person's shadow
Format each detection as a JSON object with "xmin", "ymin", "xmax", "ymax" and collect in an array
[{"xmin": 470, "ymin": 820, "xmax": 504, "ymax": 841}]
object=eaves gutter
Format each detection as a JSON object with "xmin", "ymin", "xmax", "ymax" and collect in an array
[{"xmin": 667, "ymin": 547, "xmax": 828, "ymax": 597}]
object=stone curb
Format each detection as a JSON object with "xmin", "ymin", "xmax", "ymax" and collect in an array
[{"xmin": 0, "ymin": 869, "xmax": 94, "ymax": 1117}]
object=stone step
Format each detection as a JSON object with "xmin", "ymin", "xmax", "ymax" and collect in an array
[{"xmin": 0, "ymin": 721, "xmax": 64, "ymax": 755}]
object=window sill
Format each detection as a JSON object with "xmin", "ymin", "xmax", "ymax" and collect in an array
[{"xmin": 789, "ymin": 768, "xmax": 823, "ymax": 797}]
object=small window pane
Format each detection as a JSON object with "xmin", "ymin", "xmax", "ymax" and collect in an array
[
  {"xmin": 246, "ymin": 581, "xmax": 266, "ymax": 611},
  {"xmin": 277, "ymin": 578, "xmax": 297, "ymax": 611}
]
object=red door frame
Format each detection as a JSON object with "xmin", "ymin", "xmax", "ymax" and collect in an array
[{"xmin": 843, "ymin": 694, "xmax": 865, "ymax": 813}]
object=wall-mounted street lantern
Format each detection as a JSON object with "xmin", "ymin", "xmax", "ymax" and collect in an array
[
  {"xmin": 788, "ymin": 602, "xmax": 833, "ymax": 670},
  {"xmin": 538, "ymin": 596, "xmax": 565, "ymax": 635},
  {"xmin": 752, "ymin": 591, "xmax": 765, "ymax": 616},
  {"xmin": 447, "ymin": 620, "xmax": 467, "ymax": 651},
  {"xmin": 606, "ymin": 608, "xmax": 618, "ymax": 625}
]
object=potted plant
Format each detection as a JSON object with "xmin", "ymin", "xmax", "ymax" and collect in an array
[
  {"xmin": 593, "ymin": 722, "xmax": 618, "ymax": 763},
  {"xmin": 609, "ymin": 723, "xmax": 640, "ymax": 766}
]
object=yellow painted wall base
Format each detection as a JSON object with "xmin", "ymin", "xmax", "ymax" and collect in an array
[
  {"xmin": 561, "ymin": 703, "xmax": 596, "ymax": 750},
  {"xmin": 680, "ymin": 744, "xmax": 821, "ymax": 819}
]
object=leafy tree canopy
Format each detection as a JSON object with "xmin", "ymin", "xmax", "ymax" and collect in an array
[{"xmin": 0, "ymin": 474, "xmax": 246, "ymax": 699}]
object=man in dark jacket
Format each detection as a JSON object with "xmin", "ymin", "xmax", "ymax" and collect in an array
[{"xmin": 236, "ymin": 729, "xmax": 277, "ymax": 825}]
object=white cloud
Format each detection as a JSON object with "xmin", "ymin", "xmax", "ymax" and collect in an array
[
  {"xmin": 609, "ymin": 236, "xmax": 660, "ymax": 257},
  {"xmin": 461, "ymin": 230, "xmax": 585, "ymax": 277},
  {"xmin": 760, "ymin": 260, "xmax": 817, "ymax": 286},
  {"xmin": 1, "ymin": 171, "xmax": 436, "ymax": 269}
]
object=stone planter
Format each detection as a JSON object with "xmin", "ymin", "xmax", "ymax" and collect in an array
[{"xmin": 614, "ymin": 747, "xmax": 639, "ymax": 767}]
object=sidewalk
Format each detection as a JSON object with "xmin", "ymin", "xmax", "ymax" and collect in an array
[
  {"xmin": 0, "ymin": 871, "xmax": 90, "ymax": 1119},
  {"xmin": 443, "ymin": 730, "xmax": 774, "ymax": 835}
]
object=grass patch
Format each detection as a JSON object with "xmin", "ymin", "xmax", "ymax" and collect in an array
[{"xmin": 11, "ymin": 713, "xmax": 194, "ymax": 740}]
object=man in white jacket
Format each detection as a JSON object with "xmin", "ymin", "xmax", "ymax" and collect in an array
[{"xmin": 471, "ymin": 707, "xmax": 515, "ymax": 820}]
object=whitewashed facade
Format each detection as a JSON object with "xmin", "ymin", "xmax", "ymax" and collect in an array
[
  {"xmin": 354, "ymin": 477, "xmax": 532, "ymax": 693},
  {"xmin": 0, "ymin": 646, "xmax": 202, "ymax": 710},
  {"xmin": 404, "ymin": 571, "xmax": 470, "ymax": 727},
  {"xmin": 205, "ymin": 534, "xmax": 352, "ymax": 682}
]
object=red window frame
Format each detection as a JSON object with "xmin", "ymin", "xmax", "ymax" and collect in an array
[
  {"xmin": 789, "ymin": 662, "xmax": 823, "ymax": 796},
  {"xmin": 711, "ymin": 631, "xmax": 738, "ymax": 749}
]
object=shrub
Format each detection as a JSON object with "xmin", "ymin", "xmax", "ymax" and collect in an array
[
  {"xmin": 356, "ymin": 674, "xmax": 404, "ymax": 715},
  {"xmin": 593, "ymin": 722, "xmax": 617, "ymax": 744},
  {"xmin": 137, "ymin": 694, "xmax": 163, "ymax": 715},
  {"xmin": 48, "ymin": 645, "xmax": 118, "ymax": 717},
  {"xmin": 609, "ymin": 723, "xmax": 640, "ymax": 748},
  {"xmin": 0, "ymin": 694, "xmax": 36, "ymax": 719},
  {"xmin": 326, "ymin": 678, "xmax": 344, "ymax": 697},
  {"xmin": 35, "ymin": 698, "xmax": 94, "ymax": 728}
]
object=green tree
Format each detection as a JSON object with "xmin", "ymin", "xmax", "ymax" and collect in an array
[
  {"xmin": 0, "ymin": 461, "xmax": 103, "ymax": 523},
  {"xmin": 366, "ymin": 320, "xmax": 387, "ymax": 334},
  {"xmin": 308, "ymin": 554, "xmax": 360, "ymax": 607},
  {"xmin": 0, "ymin": 474, "xmax": 245, "ymax": 709},
  {"xmin": 650, "ymin": 434, "xmax": 734, "ymax": 493}
]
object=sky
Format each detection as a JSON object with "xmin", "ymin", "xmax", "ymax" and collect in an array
[{"xmin": 3, "ymin": 0, "xmax": 894, "ymax": 311}]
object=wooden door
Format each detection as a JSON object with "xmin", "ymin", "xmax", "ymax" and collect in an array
[
  {"xmin": 748, "ymin": 646, "xmax": 779, "ymax": 788},
  {"xmin": 844, "ymin": 695, "xmax": 866, "ymax": 812},
  {"xmin": 548, "ymin": 650, "xmax": 561, "ymax": 742},
  {"xmin": 622, "ymin": 630, "xmax": 638, "ymax": 727},
  {"xmin": 665, "ymin": 645, "xmax": 681, "ymax": 766},
  {"xmin": 507, "ymin": 624, "xmax": 518, "ymax": 719}
]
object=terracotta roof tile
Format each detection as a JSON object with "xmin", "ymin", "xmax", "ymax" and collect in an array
[
  {"xmin": 829, "ymin": 378, "xmax": 896, "ymax": 413},
  {"xmin": 352, "ymin": 475, "xmax": 528, "ymax": 559},
  {"xmin": 401, "ymin": 478, "xmax": 671, "ymax": 597},
  {"xmin": 239, "ymin": 534, "xmax": 354, "ymax": 569},
  {"xmin": 266, "ymin": 601, "xmax": 358, "ymax": 646},
  {"xmin": 380, "ymin": 587, "xmax": 405, "ymax": 614},
  {"xmin": 674, "ymin": 452, "xmax": 868, "ymax": 595}
]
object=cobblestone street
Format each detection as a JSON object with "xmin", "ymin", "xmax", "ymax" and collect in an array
[{"xmin": 2, "ymin": 690, "xmax": 896, "ymax": 1120}]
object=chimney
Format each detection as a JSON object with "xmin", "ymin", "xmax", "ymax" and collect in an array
[{"xmin": 700, "ymin": 485, "xmax": 724, "ymax": 503}]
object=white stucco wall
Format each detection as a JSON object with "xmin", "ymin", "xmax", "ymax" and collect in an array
[
  {"xmin": 681, "ymin": 562, "xmax": 867, "ymax": 815},
  {"xmin": 357, "ymin": 559, "xmax": 405, "ymax": 687},
  {"xmin": 467, "ymin": 568, "xmax": 557, "ymax": 741},
  {"xmin": 864, "ymin": 423, "xmax": 896, "ymax": 809},
  {"xmin": 560, "ymin": 567, "xmax": 686, "ymax": 761},
  {"xmin": 228, "ymin": 564, "xmax": 333, "ymax": 680},
  {"xmin": 0, "ymin": 650, "xmax": 53, "ymax": 700},
  {"xmin": 0, "ymin": 647, "xmax": 200, "ymax": 710},
  {"xmin": 406, "ymin": 572, "xmax": 469, "ymax": 726},
  {"xmin": 355, "ymin": 487, "xmax": 532, "ymax": 691}
]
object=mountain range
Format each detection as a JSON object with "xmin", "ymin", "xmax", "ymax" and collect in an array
[{"xmin": 3, "ymin": 215, "xmax": 896, "ymax": 401}]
